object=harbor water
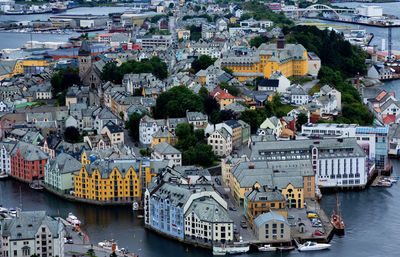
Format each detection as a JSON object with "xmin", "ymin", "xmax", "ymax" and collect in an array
[{"xmin": 2, "ymin": 160, "xmax": 400, "ymax": 257}]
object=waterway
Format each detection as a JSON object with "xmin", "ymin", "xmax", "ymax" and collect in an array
[{"xmin": 2, "ymin": 159, "xmax": 400, "ymax": 257}]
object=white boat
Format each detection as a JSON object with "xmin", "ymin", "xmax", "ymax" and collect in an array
[
  {"xmin": 66, "ymin": 213, "xmax": 81, "ymax": 226},
  {"xmin": 298, "ymin": 241, "xmax": 331, "ymax": 251},
  {"xmin": 132, "ymin": 202, "xmax": 139, "ymax": 211},
  {"xmin": 0, "ymin": 172, "xmax": 8, "ymax": 179},
  {"xmin": 258, "ymin": 244, "xmax": 277, "ymax": 252},
  {"xmin": 98, "ymin": 240, "xmax": 119, "ymax": 252},
  {"xmin": 8, "ymin": 209, "xmax": 17, "ymax": 216},
  {"xmin": 213, "ymin": 245, "xmax": 249, "ymax": 255},
  {"xmin": 0, "ymin": 207, "xmax": 8, "ymax": 213}
]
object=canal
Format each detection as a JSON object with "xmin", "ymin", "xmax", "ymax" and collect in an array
[{"xmin": 2, "ymin": 159, "xmax": 400, "ymax": 257}]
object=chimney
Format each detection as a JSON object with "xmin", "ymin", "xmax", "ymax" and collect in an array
[{"xmin": 248, "ymin": 164, "xmax": 255, "ymax": 169}]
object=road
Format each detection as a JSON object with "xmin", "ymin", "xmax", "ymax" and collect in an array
[{"xmin": 302, "ymin": 79, "xmax": 320, "ymax": 93}]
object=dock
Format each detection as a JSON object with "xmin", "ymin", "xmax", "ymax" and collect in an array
[{"xmin": 289, "ymin": 199, "xmax": 334, "ymax": 244}]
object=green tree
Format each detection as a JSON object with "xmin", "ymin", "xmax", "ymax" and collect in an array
[
  {"xmin": 64, "ymin": 126, "xmax": 81, "ymax": 143},
  {"xmin": 296, "ymin": 113, "xmax": 308, "ymax": 131},
  {"xmin": 222, "ymin": 67, "xmax": 234, "ymax": 76},
  {"xmin": 240, "ymin": 109, "xmax": 266, "ymax": 134},
  {"xmin": 191, "ymin": 55, "xmax": 215, "ymax": 73},
  {"xmin": 140, "ymin": 148, "xmax": 151, "ymax": 157},
  {"xmin": 249, "ymin": 36, "xmax": 266, "ymax": 48},
  {"xmin": 199, "ymin": 86, "xmax": 209, "ymax": 100},
  {"xmin": 50, "ymin": 68, "xmax": 80, "ymax": 106},
  {"xmin": 154, "ymin": 86, "xmax": 204, "ymax": 118},
  {"xmin": 125, "ymin": 112, "xmax": 145, "ymax": 141},
  {"xmin": 219, "ymin": 82, "xmax": 240, "ymax": 97},
  {"xmin": 86, "ymin": 248, "xmax": 96, "ymax": 257}
]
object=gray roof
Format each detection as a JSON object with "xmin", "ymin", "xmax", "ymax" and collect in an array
[
  {"xmin": 186, "ymin": 197, "xmax": 232, "ymax": 223},
  {"xmin": 0, "ymin": 60, "xmax": 17, "ymax": 76},
  {"xmin": 215, "ymin": 127, "xmax": 231, "ymax": 140},
  {"xmin": 11, "ymin": 141, "xmax": 48, "ymax": 161},
  {"xmin": 48, "ymin": 153, "xmax": 82, "ymax": 174},
  {"xmin": 245, "ymin": 187, "xmax": 285, "ymax": 202},
  {"xmin": 84, "ymin": 159, "xmax": 142, "ymax": 178},
  {"xmin": 153, "ymin": 142, "xmax": 181, "ymax": 155},
  {"xmin": 253, "ymin": 211, "xmax": 289, "ymax": 228},
  {"xmin": 1, "ymin": 211, "xmax": 62, "ymax": 240}
]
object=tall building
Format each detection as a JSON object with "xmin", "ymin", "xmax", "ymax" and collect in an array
[
  {"xmin": 1, "ymin": 210, "xmax": 65, "ymax": 257},
  {"xmin": 219, "ymin": 33, "xmax": 309, "ymax": 81},
  {"xmin": 78, "ymin": 40, "xmax": 91, "ymax": 79}
]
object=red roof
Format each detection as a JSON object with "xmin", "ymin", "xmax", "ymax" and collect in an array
[
  {"xmin": 210, "ymin": 87, "xmax": 235, "ymax": 99},
  {"xmin": 383, "ymin": 114, "xmax": 396, "ymax": 124}
]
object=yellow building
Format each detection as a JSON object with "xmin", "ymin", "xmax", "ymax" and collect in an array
[
  {"xmin": 220, "ymin": 34, "xmax": 308, "ymax": 82},
  {"xmin": 13, "ymin": 59, "xmax": 52, "ymax": 76},
  {"xmin": 150, "ymin": 128, "xmax": 178, "ymax": 148},
  {"xmin": 244, "ymin": 187, "xmax": 287, "ymax": 227},
  {"xmin": 74, "ymin": 152, "xmax": 159, "ymax": 202}
]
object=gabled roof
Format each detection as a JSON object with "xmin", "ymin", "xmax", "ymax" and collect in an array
[
  {"xmin": 78, "ymin": 40, "xmax": 91, "ymax": 56},
  {"xmin": 153, "ymin": 142, "xmax": 181, "ymax": 155},
  {"xmin": 253, "ymin": 211, "xmax": 289, "ymax": 228}
]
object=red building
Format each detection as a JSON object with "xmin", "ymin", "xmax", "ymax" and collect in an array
[{"xmin": 11, "ymin": 141, "xmax": 49, "ymax": 183}]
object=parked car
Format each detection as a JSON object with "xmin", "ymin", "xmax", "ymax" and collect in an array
[
  {"xmin": 215, "ymin": 178, "xmax": 221, "ymax": 185},
  {"xmin": 290, "ymin": 222, "xmax": 297, "ymax": 227},
  {"xmin": 287, "ymin": 215, "xmax": 295, "ymax": 219},
  {"xmin": 229, "ymin": 206, "xmax": 237, "ymax": 211},
  {"xmin": 314, "ymin": 229, "xmax": 324, "ymax": 236},
  {"xmin": 308, "ymin": 213, "xmax": 319, "ymax": 219}
]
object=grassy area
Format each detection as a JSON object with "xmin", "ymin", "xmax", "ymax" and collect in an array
[
  {"xmin": 276, "ymin": 104, "xmax": 295, "ymax": 115},
  {"xmin": 299, "ymin": 77, "xmax": 313, "ymax": 85},
  {"xmin": 309, "ymin": 83, "xmax": 322, "ymax": 96}
]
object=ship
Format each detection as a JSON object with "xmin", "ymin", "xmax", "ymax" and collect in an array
[
  {"xmin": 52, "ymin": 6, "xmax": 67, "ymax": 13},
  {"xmin": 330, "ymin": 193, "xmax": 345, "ymax": 235},
  {"xmin": 4, "ymin": 9, "xmax": 24, "ymax": 15}
]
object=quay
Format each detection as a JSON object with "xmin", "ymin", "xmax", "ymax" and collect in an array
[{"xmin": 318, "ymin": 17, "xmax": 400, "ymax": 28}]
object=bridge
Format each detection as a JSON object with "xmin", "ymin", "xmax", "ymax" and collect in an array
[{"xmin": 283, "ymin": 4, "xmax": 355, "ymax": 18}]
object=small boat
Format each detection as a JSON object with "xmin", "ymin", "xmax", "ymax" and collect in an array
[
  {"xmin": 0, "ymin": 207, "xmax": 8, "ymax": 213},
  {"xmin": 376, "ymin": 181, "xmax": 392, "ymax": 187},
  {"xmin": 315, "ymin": 186, "xmax": 322, "ymax": 200},
  {"xmin": 277, "ymin": 246, "xmax": 295, "ymax": 251},
  {"xmin": 8, "ymin": 209, "xmax": 17, "ymax": 216},
  {"xmin": 330, "ymin": 193, "xmax": 345, "ymax": 235},
  {"xmin": 66, "ymin": 213, "xmax": 81, "ymax": 226},
  {"xmin": 258, "ymin": 244, "xmax": 277, "ymax": 252},
  {"xmin": 298, "ymin": 241, "xmax": 331, "ymax": 251},
  {"xmin": 213, "ymin": 244, "xmax": 249, "ymax": 255},
  {"xmin": 0, "ymin": 172, "xmax": 8, "ymax": 179},
  {"xmin": 98, "ymin": 239, "xmax": 119, "ymax": 252},
  {"xmin": 132, "ymin": 202, "xmax": 139, "ymax": 211},
  {"xmin": 212, "ymin": 248, "xmax": 226, "ymax": 255},
  {"xmin": 29, "ymin": 181, "xmax": 44, "ymax": 190}
]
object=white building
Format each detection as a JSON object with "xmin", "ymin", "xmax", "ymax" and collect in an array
[
  {"xmin": 289, "ymin": 86, "xmax": 309, "ymax": 105},
  {"xmin": 207, "ymin": 127, "xmax": 232, "ymax": 156},
  {"xmin": 136, "ymin": 35, "xmax": 172, "ymax": 48},
  {"xmin": 320, "ymin": 84, "xmax": 341, "ymax": 111},
  {"xmin": 139, "ymin": 115, "xmax": 166, "ymax": 147},
  {"xmin": 1, "ymin": 210, "xmax": 65, "ymax": 257},
  {"xmin": 0, "ymin": 141, "xmax": 15, "ymax": 175},
  {"xmin": 151, "ymin": 142, "xmax": 182, "ymax": 166},
  {"xmin": 356, "ymin": 5, "xmax": 383, "ymax": 17}
]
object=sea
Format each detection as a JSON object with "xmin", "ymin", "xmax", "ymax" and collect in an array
[{"xmin": 1, "ymin": 3, "xmax": 400, "ymax": 257}]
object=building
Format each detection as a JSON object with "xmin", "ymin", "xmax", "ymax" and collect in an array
[
  {"xmin": 253, "ymin": 211, "xmax": 291, "ymax": 243},
  {"xmin": 224, "ymin": 120, "xmax": 242, "ymax": 149},
  {"xmin": 44, "ymin": 153, "xmax": 82, "ymax": 194},
  {"xmin": 238, "ymin": 120, "xmax": 250, "ymax": 144},
  {"xmin": 207, "ymin": 127, "xmax": 232, "ymax": 156},
  {"xmin": 136, "ymin": 35, "xmax": 173, "ymax": 48},
  {"xmin": 260, "ymin": 116, "xmax": 282, "ymax": 137},
  {"xmin": 307, "ymin": 52, "xmax": 321, "ymax": 77},
  {"xmin": 151, "ymin": 128, "xmax": 178, "ymax": 148},
  {"xmin": 244, "ymin": 187, "xmax": 287, "ymax": 228},
  {"xmin": 1, "ymin": 210, "xmax": 65, "ymax": 257},
  {"xmin": 139, "ymin": 115, "xmax": 166, "ymax": 147},
  {"xmin": 100, "ymin": 120, "xmax": 124, "ymax": 145},
  {"xmin": 210, "ymin": 87, "xmax": 241, "ymax": 109},
  {"xmin": 356, "ymin": 5, "xmax": 383, "ymax": 17},
  {"xmin": 186, "ymin": 110, "xmax": 208, "ymax": 129},
  {"xmin": 229, "ymin": 160, "xmax": 314, "ymax": 207},
  {"xmin": 289, "ymin": 86, "xmax": 309, "ymax": 105},
  {"xmin": 10, "ymin": 141, "xmax": 49, "ymax": 183},
  {"xmin": 0, "ymin": 141, "xmax": 16, "ymax": 175},
  {"xmin": 74, "ymin": 158, "xmax": 156, "ymax": 202},
  {"xmin": 220, "ymin": 33, "xmax": 308, "ymax": 81},
  {"xmin": 152, "ymin": 142, "xmax": 182, "ymax": 166},
  {"xmin": 320, "ymin": 84, "xmax": 341, "ymax": 111},
  {"xmin": 184, "ymin": 197, "xmax": 233, "ymax": 243},
  {"xmin": 250, "ymin": 138, "xmax": 370, "ymax": 188},
  {"xmin": 301, "ymin": 123, "xmax": 389, "ymax": 171}
]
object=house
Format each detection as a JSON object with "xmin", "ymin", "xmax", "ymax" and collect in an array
[
  {"xmin": 10, "ymin": 141, "xmax": 49, "ymax": 183},
  {"xmin": 210, "ymin": 87, "xmax": 240, "ymax": 109},
  {"xmin": 237, "ymin": 120, "xmax": 250, "ymax": 144},
  {"xmin": 83, "ymin": 134, "xmax": 112, "ymax": 150},
  {"xmin": 253, "ymin": 211, "xmax": 291, "ymax": 243},
  {"xmin": 320, "ymin": 84, "xmax": 342, "ymax": 111},
  {"xmin": 139, "ymin": 115, "xmax": 166, "ymax": 147},
  {"xmin": 151, "ymin": 128, "xmax": 178, "ymax": 148},
  {"xmin": 44, "ymin": 153, "xmax": 82, "ymax": 194},
  {"xmin": 244, "ymin": 187, "xmax": 287, "ymax": 228},
  {"xmin": 367, "ymin": 65, "xmax": 393, "ymax": 81},
  {"xmin": 94, "ymin": 108, "xmax": 119, "ymax": 134},
  {"xmin": 0, "ymin": 141, "xmax": 17, "ymax": 175},
  {"xmin": 307, "ymin": 52, "xmax": 321, "ymax": 77},
  {"xmin": 1, "ymin": 210, "xmax": 65, "ymax": 257},
  {"xmin": 207, "ymin": 127, "xmax": 232, "ymax": 156},
  {"xmin": 186, "ymin": 110, "xmax": 208, "ymax": 129},
  {"xmin": 260, "ymin": 116, "xmax": 282, "ymax": 137},
  {"xmin": 289, "ymin": 86, "xmax": 309, "ymax": 105},
  {"xmin": 216, "ymin": 18, "xmax": 228, "ymax": 31},
  {"xmin": 101, "ymin": 120, "xmax": 124, "ymax": 145},
  {"xmin": 151, "ymin": 142, "xmax": 182, "ymax": 166},
  {"xmin": 224, "ymin": 120, "xmax": 242, "ymax": 149}
]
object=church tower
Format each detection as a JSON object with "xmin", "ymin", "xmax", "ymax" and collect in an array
[{"xmin": 78, "ymin": 40, "xmax": 91, "ymax": 79}]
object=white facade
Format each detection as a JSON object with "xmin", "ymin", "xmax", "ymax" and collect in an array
[
  {"xmin": 207, "ymin": 128, "xmax": 232, "ymax": 156},
  {"xmin": 356, "ymin": 5, "xmax": 383, "ymax": 17},
  {"xmin": 0, "ymin": 144, "xmax": 12, "ymax": 174},
  {"xmin": 291, "ymin": 93, "xmax": 309, "ymax": 105},
  {"xmin": 139, "ymin": 116, "xmax": 165, "ymax": 147}
]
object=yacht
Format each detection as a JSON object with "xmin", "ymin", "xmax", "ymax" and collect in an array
[
  {"xmin": 298, "ymin": 241, "xmax": 331, "ymax": 251},
  {"xmin": 258, "ymin": 244, "xmax": 277, "ymax": 252},
  {"xmin": 212, "ymin": 244, "xmax": 249, "ymax": 255}
]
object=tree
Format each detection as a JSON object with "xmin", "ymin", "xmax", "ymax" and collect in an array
[
  {"xmin": 125, "ymin": 112, "xmax": 145, "ymax": 141},
  {"xmin": 249, "ymin": 36, "xmax": 266, "ymax": 48},
  {"xmin": 296, "ymin": 113, "xmax": 308, "ymax": 131},
  {"xmin": 51, "ymin": 68, "xmax": 80, "ymax": 106},
  {"xmin": 109, "ymin": 251, "xmax": 117, "ymax": 257},
  {"xmin": 119, "ymin": 111, "xmax": 124, "ymax": 120},
  {"xmin": 219, "ymin": 82, "xmax": 240, "ymax": 97},
  {"xmin": 64, "ymin": 126, "xmax": 80, "ymax": 143},
  {"xmin": 222, "ymin": 67, "xmax": 234, "ymax": 76},
  {"xmin": 204, "ymin": 96, "xmax": 220, "ymax": 116},
  {"xmin": 199, "ymin": 86, "xmax": 209, "ymax": 100},
  {"xmin": 86, "ymin": 249, "xmax": 96, "ymax": 257},
  {"xmin": 154, "ymin": 86, "xmax": 204, "ymax": 118},
  {"xmin": 240, "ymin": 109, "xmax": 266, "ymax": 134},
  {"xmin": 140, "ymin": 148, "xmax": 151, "ymax": 157},
  {"xmin": 191, "ymin": 55, "xmax": 215, "ymax": 73}
]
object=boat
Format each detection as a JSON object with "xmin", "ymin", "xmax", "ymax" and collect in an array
[
  {"xmin": 132, "ymin": 202, "xmax": 139, "ymax": 211},
  {"xmin": 315, "ymin": 186, "xmax": 322, "ymax": 200},
  {"xmin": 66, "ymin": 213, "xmax": 81, "ymax": 226},
  {"xmin": 298, "ymin": 241, "xmax": 331, "ymax": 251},
  {"xmin": 98, "ymin": 239, "xmax": 119, "ymax": 252},
  {"xmin": 277, "ymin": 246, "xmax": 295, "ymax": 251},
  {"xmin": 0, "ymin": 207, "xmax": 8, "ymax": 214},
  {"xmin": 212, "ymin": 244, "xmax": 249, "ymax": 255},
  {"xmin": 330, "ymin": 193, "xmax": 345, "ymax": 235},
  {"xmin": 8, "ymin": 209, "xmax": 17, "ymax": 217},
  {"xmin": 0, "ymin": 172, "xmax": 8, "ymax": 179},
  {"xmin": 4, "ymin": 9, "xmax": 24, "ymax": 15},
  {"xmin": 376, "ymin": 180, "xmax": 392, "ymax": 187},
  {"xmin": 258, "ymin": 244, "xmax": 277, "ymax": 252},
  {"xmin": 29, "ymin": 181, "xmax": 44, "ymax": 190}
]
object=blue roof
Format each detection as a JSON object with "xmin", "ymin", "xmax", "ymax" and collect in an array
[
  {"xmin": 253, "ymin": 211, "xmax": 289, "ymax": 228},
  {"xmin": 356, "ymin": 126, "xmax": 389, "ymax": 134}
]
